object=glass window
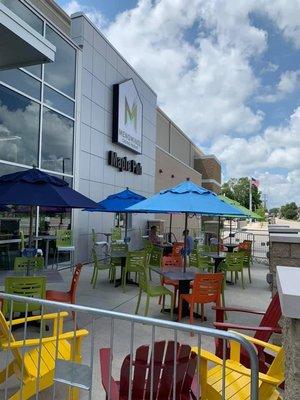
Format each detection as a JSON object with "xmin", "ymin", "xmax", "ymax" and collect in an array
[
  {"xmin": 41, "ymin": 107, "xmax": 73, "ymax": 174},
  {"xmin": 0, "ymin": 69, "xmax": 41, "ymax": 100},
  {"xmin": 44, "ymin": 26, "xmax": 76, "ymax": 98},
  {"xmin": 23, "ymin": 64, "xmax": 42, "ymax": 79},
  {"xmin": 44, "ymin": 85, "xmax": 74, "ymax": 117},
  {"xmin": 0, "ymin": 85, "xmax": 40, "ymax": 166},
  {"xmin": 0, "ymin": 0, "xmax": 43, "ymax": 34}
]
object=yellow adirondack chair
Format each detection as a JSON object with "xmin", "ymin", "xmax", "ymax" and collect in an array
[
  {"xmin": 0, "ymin": 310, "xmax": 89, "ymax": 400},
  {"xmin": 192, "ymin": 333, "xmax": 284, "ymax": 400}
]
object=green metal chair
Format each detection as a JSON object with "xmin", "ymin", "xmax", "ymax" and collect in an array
[
  {"xmin": 135, "ymin": 264, "xmax": 174, "ymax": 318},
  {"xmin": 111, "ymin": 227, "xmax": 122, "ymax": 242},
  {"xmin": 223, "ymin": 252, "xmax": 245, "ymax": 289},
  {"xmin": 19, "ymin": 230, "xmax": 25, "ymax": 254},
  {"xmin": 110, "ymin": 242, "xmax": 128, "ymax": 284},
  {"xmin": 122, "ymin": 250, "xmax": 146, "ymax": 292},
  {"xmin": 3, "ymin": 276, "xmax": 46, "ymax": 316},
  {"xmin": 91, "ymin": 248, "xmax": 112, "ymax": 288},
  {"xmin": 189, "ymin": 249, "xmax": 214, "ymax": 272},
  {"xmin": 237, "ymin": 249, "xmax": 252, "ymax": 283},
  {"xmin": 53, "ymin": 229, "xmax": 75, "ymax": 269},
  {"xmin": 149, "ymin": 246, "xmax": 163, "ymax": 269},
  {"xmin": 14, "ymin": 256, "xmax": 44, "ymax": 271}
]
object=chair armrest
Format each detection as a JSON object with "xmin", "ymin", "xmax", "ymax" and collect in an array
[
  {"xmin": 99, "ymin": 348, "xmax": 120, "ymax": 400},
  {"xmin": 192, "ymin": 347, "xmax": 223, "ymax": 365},
  {"xmin": 2, "ymin": 329, "xmax": 89, "ymax": 349},
  {"xmin": 214, "ymin": 322, "xmax": 282, "ymax": 334},
  {"xmin": 8, "ymin": 311, "xmax": 69, "ymax": 326},
  {"xmin": 212, "ymin": 306, "xmax": 265, "ymax": 315},
  {"xmin": 229, "ymin": 331, "xmax": 282, "ymax": 353},
  {"xmin": 224, "ymin": 360, "xmax": 281, "ymax": 385}
]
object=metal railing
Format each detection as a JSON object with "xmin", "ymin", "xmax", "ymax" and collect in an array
[
  {"xmin": 0, "ymin": 293, "xmax": 259, "ymax": 400},
  {"xmin": 223, "ymin": 230, "xmax": 269, "ymax": 260}
]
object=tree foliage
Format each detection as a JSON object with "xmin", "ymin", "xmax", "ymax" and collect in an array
[
  {"xmin": 221, "ymin": 177, "xmax": 262, "ymax": 210},
  {"xmin": 269, "ymin": 207, "xmax": 279, "ymax": 215},
  {"xmin": 280, "ymin": 202, "xmax": 298, "ymax": 220}
]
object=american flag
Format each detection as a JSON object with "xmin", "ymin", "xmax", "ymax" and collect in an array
[{"xmin": 251, "ymin": 177, "xmax": 260, "ymax": 188}]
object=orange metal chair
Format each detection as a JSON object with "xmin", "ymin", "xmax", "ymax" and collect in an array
[
  {"xmin": 178, "ymin": 273, "xmax": 224, "ymax": 325},
  {"xmin": 159, "ymin": 256, "xmax": 182, "ymax": 306},
  {"xmin": 46, "ymin": 263, "xmax": 82, "ymax": 318},
  {"xmin": 171, "ymin": 242, "xmax": 184, "ymax": 257}
]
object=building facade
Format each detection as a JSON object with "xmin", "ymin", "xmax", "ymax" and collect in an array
[{"xmin": 0, "ymin": 0, "xmax": 221, "ymax": 265}]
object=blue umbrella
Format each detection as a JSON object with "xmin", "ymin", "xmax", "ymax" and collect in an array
[
  {"xmin": 0, "ymin": 168, "xmax": 98, "ymax": 245},
  {"xmin": 128, "ymin": 179, "xmax": 246, "ymax": 270},
  {"xmin": 85, "ymin": 188, "xmax": 146, "ymax": 241}
]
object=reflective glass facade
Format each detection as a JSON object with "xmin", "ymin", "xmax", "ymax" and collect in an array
[{"xmin": 0, "ymin": 0, "xmax": 77, "ymax": 268}]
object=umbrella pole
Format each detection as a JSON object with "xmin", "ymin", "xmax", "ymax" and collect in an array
[
  {"xmin": 125, "ymin": 213, "xmax": 128, "ymax": 242},
  {"xmin": 230, "ymin": 219, "xmax": 232, "ymax": 244},
  {"xmin": 183, "ymin": 213, "xmax": 188, "ymax": 273},
  {"xmin": 168, "ymin": 214, "xmax": 173, "ymax": 243},
  {"xmin": 29, "ymin": 205, "xmax": 34, "ymax": 248},
  {"xmin": 217, "ymin": 216, "xmax": 221, "ymax": 255}
]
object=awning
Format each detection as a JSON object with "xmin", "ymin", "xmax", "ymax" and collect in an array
[{"xmin": 0, "ymin": 3, "xmax": 55, "ymax": 70}]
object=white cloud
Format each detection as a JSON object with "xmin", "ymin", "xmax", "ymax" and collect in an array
[
  {"xmin": 257, "ymin": 69, "xmax": 300, "ymax": 102},
  {"xmin": 63, "ymin": 0, "xmax": 107, "ymax": 28},
  {"xmin": 62, "ymin": 0, "xmax": 300, "ymax": 206}
]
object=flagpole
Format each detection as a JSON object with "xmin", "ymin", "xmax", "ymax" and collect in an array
[{"xmin": 249, "ymin": 177, "xmax": 252, "ymax": 223}]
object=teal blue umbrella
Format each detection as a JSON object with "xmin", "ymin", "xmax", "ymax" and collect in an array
[{"xmin": 128, "ymin": 179, "xmax": 246, "ymax": 270}]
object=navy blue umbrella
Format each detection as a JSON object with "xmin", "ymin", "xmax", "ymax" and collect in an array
[
  {"xmin": 0, "ymin": 168, "xmax": 98, "ymax": 245},
  {"xmin": 85, "ymin": 188, "xmax": 146, "ymax": 240}
]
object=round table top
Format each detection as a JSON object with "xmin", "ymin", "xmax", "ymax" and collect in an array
[
  {"xmin": 153, "ymin": 267, "xmax": 199, "ymax": 281},
  {"xmin": 224, "ymin": 243, "xmax": 238, "ymax": 248},
  {"xmin": 202, "ymin": 251, "xmax": 227, "ymax": 259}
]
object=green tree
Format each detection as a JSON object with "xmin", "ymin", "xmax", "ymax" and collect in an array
[
  {"xmin": 255, "ymin": 206, "xmax": 267, "ymax": 221},
  {"xmin": 221, "ymin": 177, "xmax": 262, "ymax": 210},
  {"xmin": 280, "ymin": 202, "xmax": 298, "ymax": 220},
  {"xmin": 269, "ymin": 207, "xmax": 279, "ymax": 215}
]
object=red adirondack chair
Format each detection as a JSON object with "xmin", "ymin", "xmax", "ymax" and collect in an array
[
  {"xmin": 214, "ymin": 292, "xmax": 282, "ymax": 373},
  {"xmin": 99, "ymin": 340, "xmax": 197, "ymax": 400}
]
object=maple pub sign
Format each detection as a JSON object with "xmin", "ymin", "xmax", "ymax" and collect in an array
[{"xmin": 112, "ymin": 79, "xmax": 143, "ymax": 154}]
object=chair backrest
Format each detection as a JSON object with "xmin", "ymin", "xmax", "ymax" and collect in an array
[
  {"xmin": 172, "ymin": 242, "xmax": 184, "ymax": 256},
  {"xmin": 192, "ymin": 273, "xmax": 223, "ymax": 303},
  {"xmin": 238, "ymin": 240, "xmax": 252, "ymax": 253},
  {"xmin": 14, "ymin": 256, "xmax": 44, "ymax": 271},
  {"xmin": 111, "ymin": 227, "xmax": 122, "ymax": 242},
  {"xmin": 119, "ymin": 341, "xmax": 197, "ymax": 400},
  {"xmin": 162, "ymin": 255, "xmax": 182, "ymax": 268},
  {"xmin": 255, "ymin": 293, "xmax": 282, "ymax": 342},
  {"xmin": 69, "ymin": 264, "xmax": 82, "ymax": 303},
  {"xmin": 225, "ymin": 252, "xmax": 244, "ymax": 271},
  {"xmin": 189, "ymin": 250, "xmax": 198, "ymax": 267},
  {"xmin": 4, "ymin": 276, "xmax": 46, "ymax": 314},
  {"xmin": 149, "ymin": 246, "xmax": 163, "ymax": 267},
  {"xmin": 126, "ymin": 251, "xmax": 147, "ymax": 274},
  {"xmin": 111, "ymin": 242, "xmax": 128, "ymax": 254},
  {"xmin": 19, "ymin": 230, "xmax": 25, "ymax": 253},
  {"xmin": 0, "ymin": 310, "xmax": 30, "ymax": 378},
  {"xmin": 92, "ymin": 228, "xmax": 97, "ymax": 245},
  {"xmin": 56, "ymin": 229, "xmax": 73, "ymax": 247}
]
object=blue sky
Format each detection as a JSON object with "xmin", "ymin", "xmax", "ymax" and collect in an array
[{"xmin": 58, "ymin": 0, "xmax": 300, "ymax": 208}]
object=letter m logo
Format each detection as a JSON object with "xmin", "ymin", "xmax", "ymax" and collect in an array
[{"xmin": 125, "ymin": 97, "xmax": 137, "ymax": 131}]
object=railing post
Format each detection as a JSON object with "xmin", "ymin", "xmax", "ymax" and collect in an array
[{"xmin": 277, "ymin": 266, "xmax": 300, "ymax": 399}]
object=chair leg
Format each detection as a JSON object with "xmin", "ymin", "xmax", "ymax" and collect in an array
[
  {"xmin": 170, "ymin": 293, "xmax": 174, "ymax": 320},
  {"xmin": 178, "ymin": 297, "xmax": 182, "ymax": 321},
  {"xmin": 122, "ymin": 269, "xmax": 126, "ymax": 293},
  {"xmin": 0, "ymin": 362, "xmax": 14, "ymax": 383},
  {"xmin": 190, "ymin": 302, "xmax": 194, "ymax": 336},
  {"xmin": 162, "ymin": 295, "xmax": 165, "ymax": 312},
  {"xmin": 145, "ymin": 295, "xmax": 150, "ymax": 316},
  {"xmin": 135, "ymin": 289, "xmax": 142, "ymax": 314},
  {"xmin": 93, "ymin": 268, "xmax": 98, "ymax": 289},
  {"xmin": 241, "ymin": 269, "xmax": 245, "ymax": 289},
  {"xmin": 248, "ymin": 266, "xmax": 252, "ymax": 283},
  {"xmin": 90, "ymin": 265, "xmax": 96, "ymax": 284}
]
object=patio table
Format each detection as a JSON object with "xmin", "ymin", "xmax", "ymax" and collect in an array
[
  {"xmin": 223, "ymin": 243, "xmax": 239, "ymax": 253},
  {"xmin": 152, "ymin": 267, "xmax": 206, "ymax": 319},
  {"xmin": 110, "ymin": 251, "xmax": 138, "ymax": 288},
  {"xmin": 202, "ymin": 252, "xmax": 227, "ymax": 273}
]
